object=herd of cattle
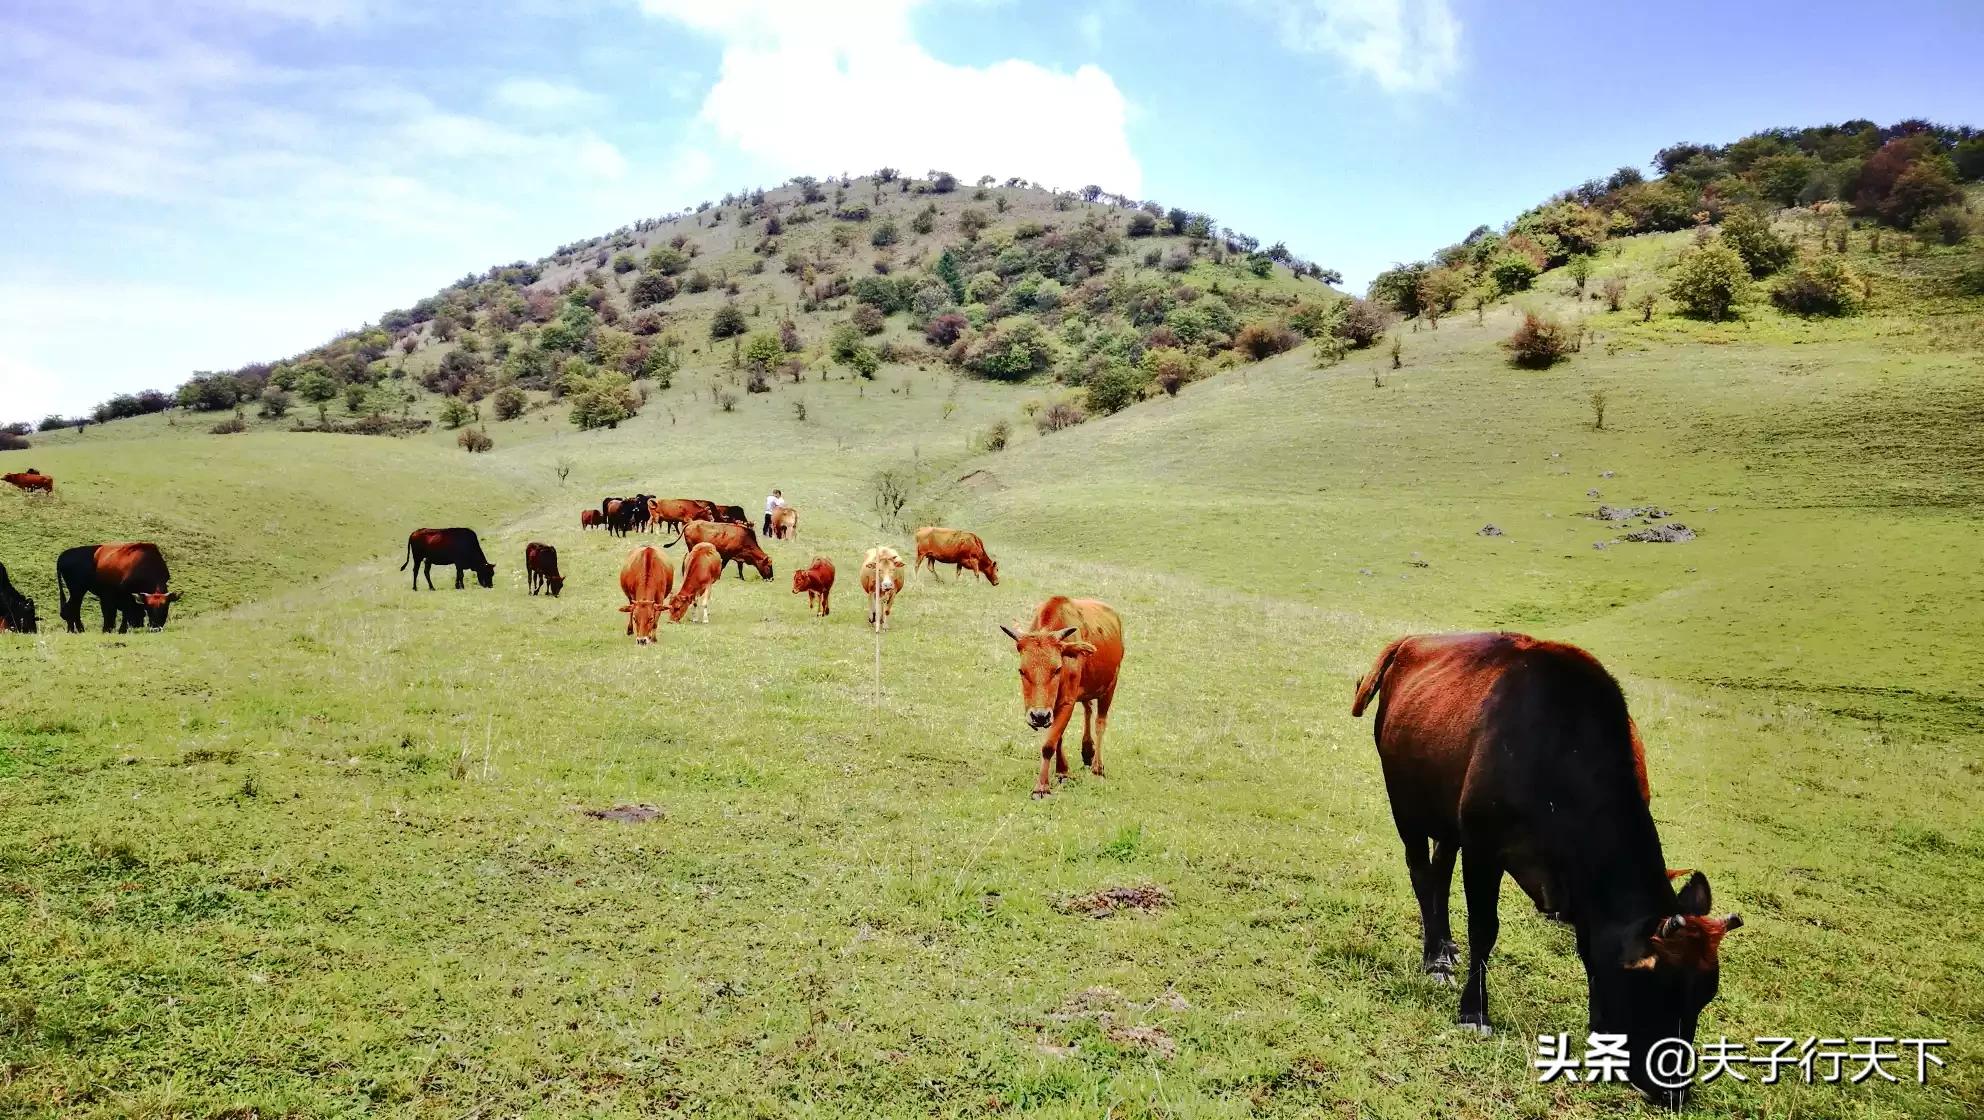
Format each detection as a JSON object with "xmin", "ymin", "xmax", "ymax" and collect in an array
[{"xmin": 0, "ymin": 474, "xmax": 1741, "ymax": 1107}]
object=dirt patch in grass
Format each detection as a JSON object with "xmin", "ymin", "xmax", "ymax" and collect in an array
[
  {"xmin": 1623, "ymin": 522, "xmax": 1697, "ymax": 543},
  {"xmin": 1057, "ymin": 883, "xmax": 1173, "ymax": 918},
  {"xmin": 580, "ymin": 804, "xmax": 663, "ymax": 823}
]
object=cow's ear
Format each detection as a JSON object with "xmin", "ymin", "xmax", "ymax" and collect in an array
[
  {"xmin": 999, "ymin": 624, "xmax": 1022, "ymax": 643},
  {"xmin": 166, "ymin": 591, "xmax": 182, "ymax": 603},
  {"xmin": 619, "ymin": 604, "xmax": 633, "ymax": 613},
  {"xmin": 1674, "ymin": 871, "xmax": 1712, "ymax": 916},
  {"xmin": 132, "ymin": 592, "xmax": 148, "ymax": 604},
  {"xmin": 1055, "ymin": 626, "xmax": 1079, "ymax": 641},
  {"xmin": 1061, "ymin": 641, "xmax": 1097, "ymax": 658}
]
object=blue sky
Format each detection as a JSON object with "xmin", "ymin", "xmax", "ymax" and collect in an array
[{"xmin": 4, "ymin": 0, "xmax": 1980, "ymax": 420}]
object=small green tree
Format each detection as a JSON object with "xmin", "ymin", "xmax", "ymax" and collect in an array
[
  {"xmin": 741, "ymin": 331, "xmax": 783, "ymax": 373},
  {"xmin": 710, "ymin": 302, "xmax": 747, "ymax": 340},
  {"xmin": 295, "ymin": 370, "xmax": 338, "ymax": 422},
  {"xmin": 438, "ymin": 396, "xmax": 473, "ymax": 429},
  {"xmin": 1086, "ymin": 364, "xmax": 1147, "ymax": 414},
  {"xmin": 1667, "ymin": 240, "xmax": 1751, "ymax": 320},
  {"xmin": 491, "ymin": 386, "xmax": 528, "ymax": 420},
  {"xmin": 1719, "ymin": 208, "xmax": 1794, "ymax": 276}
]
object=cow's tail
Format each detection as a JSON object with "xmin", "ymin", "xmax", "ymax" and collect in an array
[
  {"xmin": 400, "ymin": 538, "xmax": 412, "ymax": 571},
  {"xmin": 1351, "ymin": 636, "xmax": 1409, "ymax": 717},
  {"xmin": 660, "ymin": 526, "xmax": 683, "ymax": 548}
]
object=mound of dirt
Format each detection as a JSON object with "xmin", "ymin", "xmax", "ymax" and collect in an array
[
  {"xmin": 1477, "ymin": 523, "xmax": 1504, "ymax": 537},
  {"xmin": 1623, "ymin": 523, "xmax": 1697, "ymax": 543},
  {"xmin": 1595, "ymin": 504, "xmax": 1672, "ymax": 521},
  {"xmin": 1057, "ymin": 883, "xmax": 1174, "ymax": 918},
  {"xmin": 957, "ymin": 469, "xmax": 1004, "ymax": 492}
]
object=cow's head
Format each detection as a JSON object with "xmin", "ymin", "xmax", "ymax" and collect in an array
[
  {"xmin": 6, "ymin": 595, "xmax": 37, "ymax": 634},
  {"xmin": 999, "ymin": 624, "xmax": 1096, "ymax": 730},
  {"xmin": 131, "ymin": 590, "xmax": 181, "ymax": 631},
  {"xmin": 621, "ymin": 598, "xmax": 664, "ymax": 644},
  {"xmin": 982, "ymin": 557, "xmax": 1000, "ymax": 586},
  {"xmin": 546, "ymin": 574, "xmax": 564, "ymax": 597},
  {"xmin": 750, "ymin": 553, "xmax": 773, "ymax": 580},
  {"xmin": 1587, "ymin": 871, "xmax": 1740, "ymax": 1109},
  {"xmin": 474, "ymin": 563, "xmax": 495, "ymax": 588},
  {"xmin": 791, "ymin": 570, "xmax": 812, "ymax": 594}
]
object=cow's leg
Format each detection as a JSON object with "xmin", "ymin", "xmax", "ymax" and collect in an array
[
  {"xmin": 102, "ymin": 595, "xmax": 119, "ymax": 633},
  {"xmin": 454, "ymin": 565, "xmax": 465, "ymax": 589},
  {"xmin": 1457, "ymin": 848, "xmax": 1503, "ymax": 1034},
  {"xmin": 1402, "ymin": 837, "xmax": 1461, "ymax": 981},
  {"xmin": 819, "ymin": 588, "xmax": 829, "ymax": 617},
  {"xmin": 423, "ymin": 560, "xmax": 436, "ymax": 591},
  {"xmin": 1089, "ymin": 687, "xmax": 1113, "ymax": 777},
  {"xmin": 1079, "ymin": 699, "xmax": 1095, "ymax": 770}
]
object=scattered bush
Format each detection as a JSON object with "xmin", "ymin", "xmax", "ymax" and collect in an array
[
  {"xmin": 709, "ymin": 303, "xmax": 747, "ymax": 340},
  {"xmin": 1334, "ymin": 299, "xmax": 1388, "ymax": 348},
  {"xmin": 1600, "ymin": 276, "xmax": 1627, "ymax": 311},
  {"xmin": 1035, "ymin": 400, "xmax": 1088, "ymax": 434},
  {"xmin": 1503, "ymin": 313, "xmax": 1570, "ymax": 369},
  {"xmin": 925, "ymin": 312, "xmax": 968, "ymax": 346},
  {"xmin": 869, "ymin": 220, "xmax": 898, "ymax": 246},
  {"xmin": 1126, "ymin": 212, "xmax": 1157, "ymax": 237},
  {"xmin": 210, "ymin": 415, "xmax": 247, "ymax": 435},
  {"xmin": 491, "ymin": 386, "xmax": 528, "ymax": 420},
  {"xmin": 258, "ymin": 386, "xmax": 293, "ymax": 419},
  {"xmin": 850, "ymin": 303, "xmax": 886, "ymax": 335},
  {"xmin": 0, "ymin": 430, "xmax": 28, "ymax": 451},
  {"xmin": 1719, "ymin": 207, "xmax": 1794, "ymax": 276},
  {"xmin": 964, "ymin": 318, "xmax": 1055, "ymax": 381},
  {"xmin": 1086, "ymin": 365, "xmax": 1148, "ymax": 415},
  {"xmin": 980, "ymin": 418, "xmax": 1011, "ymax": 451},
  {"xmin": 1487, "ymin": 253, "xmax": 1540, "ymax": 295},
  {"xmin": 1917, "ymin": 205, "xmax": 1972, "ymax": 246},
  {"xmin": 568, "ymin": 371, "xmax": 639, "ymax": 430},
  {"xmin": 742, "ymin": 331, "xmax": 784, "ymax": 372},
  {"xmin": 1234, "ymin": 321, "xmax": 1298, "ymax": 361},
  {"xmin": 631, "ymin": 272, "xmax": 678, "ymax": 307},
  {"xmin": 457, "ymin": 427, "xmax": 494, "ymax": 452},
  {"xmin": 438, "ymin": 396, "xmax": 473, "ymax": 429},
  {"xmin": 1770, "ymin": 255, "xmax": 1861, "ymax": 317},
  {"xmin": 1667, "ymin": 240, "xmax": 1751, "ymax": 320}
]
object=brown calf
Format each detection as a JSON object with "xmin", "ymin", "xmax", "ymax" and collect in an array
[
  {"xmin": 859, "ymin": 546, "xmax": 905, "ymax": 631},
  {"xmin": 770, "ymin": 505, "xmax": 798, "ymax": 540},
  {"xmin": 675, "ymin": 519, "xmax": 772, "ymax": 580},
  {"xmin": 667, "ymin": 542, "xmax": 722, "ymax": 623},
  {"xmin": 791, "ymin": 557, "xmax": 835, "ymax": 617},
  {"xmin": 1000, "ymin": 597, "xmax": 1124, "ymax": 798},
  {"xmin": 4, "ymin": 472, "xmax": 54, "ymax": 493},
  {"xmin": 914, "ymin": 526, "xmax": 998, "ymax": 584},
  {"xmin": 525, "ymin": 542, "xmax": 564, "ymax": 596},
  {"xmin": 580, "ymin": 509, "xmax": 602, "ymax": 531}
]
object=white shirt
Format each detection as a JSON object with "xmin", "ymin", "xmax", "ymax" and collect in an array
[{"xmin": 765, "ymin": 495, "xmax": 786, "ymax": 514}]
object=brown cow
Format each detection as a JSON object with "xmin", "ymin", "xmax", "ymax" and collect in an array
[
  {"xmin": 859, "ymin": 546, "xmax": 906, "ymax": 631},
  {"xmin": 666, "ymin": 542, "xmax": 723, "ymax": 623},
  {"xmin": 914, "ymin": 526, "xmax": 998, "ymax": 584},
  {"xmin": 770, "ymin": 505, "xmax": 798, "ymax": 540},
  {"xmin": 580, "ymin": 509, "xmax": 602, "ymax": 531},
  {"xmin": 698, "ymin": 502, "xmax": 751, "ymax": 526},
  {"xmin": 402, "ymin": 528, "xmax": 494, "ymax": 589},
  {"xmin": 1000, "ymin": 597, "xmax": 1124, "ymax": 798},
  {"xmin": 650, "ymin": 498, "xmax": 712, "ymax": 534},
  {"xmin": 673, "ymin": 520, "xmax": 772, "ymax": 580},
  {"xmin": 4, "ymin": 471, "xmax": 53, "ymax": 493},
  {"xmin": 618, "ymin": 545, "xmax": 673, "ymax": 644},
  {"xmin": 525, "ymin": 542, "xmax": 564, "ymax": 596},
  {"xmin": 1351, "ymin": 633, "xmax": 1739, "ymax": 1107},
  {"xmin": 791, "ymin": 556, "xmax": 835, "ymax": 617},
  {"xmin": 57, "ymin": 542, "xmax": 178, "ymax": 633}
]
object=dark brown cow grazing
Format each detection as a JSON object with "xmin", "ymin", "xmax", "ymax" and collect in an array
[
  {"xmin": 672, "ymin": 520, "xmax": 772, "ymax": 580},
  {"xmin": 580, "ymin": 509, "xmax": 603, "ymax": 531},
  {"xmin": 0, "ymin": 560, "xmax": 39, "ymax": 634},
  {"xmin": 914, "ymin": 526, "xmax": 999, "ymax": 584},
  {"xmin": 1352, "ymin": 632, "xmax": 1739, "ymax": 1108},
  {"xmin": 618, "ymin": 545, "xmax": 673, "ymax": 644},
  {"xmin": 1000, "ymin": 597, "xmax": 1124, "ymax": 798},
  {"xmin": 401, "ymin": 528, "xmax": 494, "ymax": 589},
  {"xmin": 666, "ymin": 542, "xmax": 722, "ymax": 623},
  {"xmin": 525, "ymin": 542, "xmax": 564, "ymax": 596},
  {"xmin": 4, "ymin": 471, "xmax": 53, "ymax": 493},
  {"xmin": 56, "ymin": 542, "xmax": 177, "ymax": 633},
  {"xmin": 791, "ymin": 557, "xmax": 834, "ymax": 617}
]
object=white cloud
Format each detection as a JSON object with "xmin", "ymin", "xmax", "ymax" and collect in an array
[
  {"xmin": 1242, "ymin": 0, "xmax": 1461, "ymax": 93},
  {"xmin": 492, "ymin": 77, "xmax": 600, "ymax": 113},
  {"xmin": 641, "ymin": 0, "xmax": 1142, "ymax": 196}
]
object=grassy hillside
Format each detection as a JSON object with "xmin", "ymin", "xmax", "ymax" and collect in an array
[{"xmin": 4, "ymin": 150, "xmax": 1983, "ymax": 1116}]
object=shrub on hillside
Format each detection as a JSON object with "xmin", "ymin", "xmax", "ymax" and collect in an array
[
  {"xmin": 850, "ymin": 304, "xmax": 885, "ymax": 335},
  {"xmin": 1086, "ymin": 365, "xmax": 1148, "ymax": 415},
  {"xmin": 1334, "ymin": 299, "xmax": 1389, "ymax": 348},
  {"xmin": 438, "ymin": 396, "xmax": 473, "ymax": 429},
  {"xmin": 742, "ymin": 331, "xmax": 784, "ymax": 372},
  {"xmin": 491, "ymin": 386, "xmax": 528, "ymax": 420},
  {"xmin": 178, "ymin": 373, "xmax": 244, "ymax": 412},
  {"xmin": 1770, "ymin": 256, "xmax": 1861, "ymax": 317},
  {"xmin": 1667, "ymin": 240, "xmax": 1751, "ymax": 320},
  {"xmin": 258, "ymin": 386, "xmax": 292, "ymax": 419},
  {"xmin": 1917, "ymin": 205, "xmax": 1973, "ymax": 246},
  {"xmin": 925, "ymin": 312, "xmax": 968, "ymax": 346},
  {"xmin": 1126, "ymin": 212, "xmax": 1157, "ymax": 237},
  {"xmin": 646, "ymin": 246, "xmax": 689, "ymax": 274},
  {"xmin": 210, "ymin": 415, "xmax": 247, "ymax": 435},
  {"xmin": 964, "ymin": 318, "xmax": 1055, "ymax": 381},
  {"xmin": 567, "ymin": 371, "xmax": 639, "ymax": 430},
  {"xmin": 709, "ymin": 303, "xmax": 747, "ymax": 340},
  {"xmin": 1234, "ymin": 320, "xmax": 1298, "ymax": 361},
  {"xmin": 1502, "ymin": 313, "xmax": 1570, "ymax": 369},
  {"xmin": 870, "ymin": 220, "xmax": 899, "ymax": 247},
  {"xmin": 685, "ymin": 271, "xmax": 712, "ymax": 294},
  {"xmin": 1720, "ymin": 207, "xmax": 1794, "ymax": 276},
  {"xmin": 1487, "ymin": 253, "xmax": 1540, "ymax": 295},
  {"xmin": 631, "ymin": 272, "xmax": 678, "ymax": 307},
  {"xmin": 1035, "ymin": 399, "xmax": 1088, "ymax": 434},
  {"xmin": 1600, "ymin": 276, "xmax": 1627, "ymax": 311},
  {"xmin": 457, "ymin": 427, "xmax": 494, "ymax": 452}
]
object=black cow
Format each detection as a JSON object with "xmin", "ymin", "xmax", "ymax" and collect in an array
[
  {"xmin": 402, "ymin": 528, "xmax": 495, "ymax": 589},
  {"xmin": 0, "ymin": 560, "xmax": 38, "ymax": 634},
  {"xmin": 57, "ymin": 542, "xmax": 178, "ymax": 633},
  {"xmin": 602, "ymin": 494, "xmax": 653, "ymax": 537}
]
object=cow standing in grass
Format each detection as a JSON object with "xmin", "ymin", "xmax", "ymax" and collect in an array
[
  {"xmin": 525, "ymin": 543, "xmax": 564, "ymax": 597},
  {"xmin": 666, "ymin": 542, "xmax": 722, "ymax": 623},
  {"xmin": 649, "ymin": 498, "xmax": 712, "ymax": 534},
  {"xmin": 4, "ymin": 471, "xmax": 53, "ymax": 493},
  {"xmin": 57, "ymin": 542, "xmax": 179, "ymax": 633},
  {"xmin": 0, "ymin": 560, "xmax": 38, "ymax": 633},
  {"xmin": 770, "ymin": 505, "xmax": 798, "ymax": 540},
  {"xmin": 1001, "ymin": 597, "xmax": 1124, "ymax": 797},
  {"xmin": 580, "ymin": 509, "xmax": 602, "ymax": 531},
  {"xmin": 402, "ymin": 528, "xmax": 494, "ymax": 590},
  {"xmin": 792, "ymin": 557, "xmax": 834, "ymax": 617},
  {"xmin": 1351, "ymin": 632, "xmax": 1739, "ymax": 1108},
  {"xmin": 859, "ymin": 546, "xmax": 906, "ymax": 631},
  {"xmin": 914, "ymin": 527, "xmax": 998, "ymax": 584},
  {"xmin": 673, "ymin": 520, "xmax": 772, "ymax": 580},
  {"xmin": 618, "ymin": 546, "xmax": 673, "ymax": 645}
]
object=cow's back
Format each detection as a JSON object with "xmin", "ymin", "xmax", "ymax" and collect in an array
[
  {"xmin": 1034, "ymin": 596, "xmax": 1124, "ymax": 691},
  {"xmin": 95, "ymin": 542, "xmax": 168, "ymax": 591},
  {"xmin": 621, "ymin": 546, "xmax": 671, "ymax": 599}
]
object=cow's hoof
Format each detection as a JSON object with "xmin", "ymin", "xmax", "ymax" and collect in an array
[{"xmin": 1031, "ymin": 789, "xmax": 1050, "ymax": 800}]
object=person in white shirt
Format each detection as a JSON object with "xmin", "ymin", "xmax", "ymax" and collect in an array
[{"xmin": 763, "ymin": 489, "xmax": 785, "ymax": 536}]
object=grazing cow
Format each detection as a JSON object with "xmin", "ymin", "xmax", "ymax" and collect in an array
[
  {"xmin": 1000, "ymin": 597, "xmax": 1124, "ymax": 798},
  {"xmin": 650, "ymin": 498, "xmax": 714, "ymax": 534},
  {"xmin": 401, "ymin": 528, "xmax": 494, "ymax": 590},
  {"xmin": 56, "ymin": 542, "xmax": 178, "ymax": 633},
  {"xmin": 580, "ymin": 509, "xmax": 603, "ymax": 531},
  {"xmin": 770, "ymin": 505, "xmax": 798, "ymax": 540},
  {"xmin": 1351, "ymin": 632, "xmax": 1739, "ymax": 1108},
  {"xmin": 4, "ymin": 471, "xmax": 53, "ymax": 493},
  {"xmin": 666, "ymin": 542, "xmax": 723, "ymax": 623},
  {"xmin": 674, "ymin": 520, "xmax": 773, "ymax": 580},
  {"xmin": 859, "ymin": 546, "xmax": 906, "ymax": 631},
  {"xmin": 618, "ymin": 545, "xmax": 674, "ymax": 644},
  {"xmin": 699, "ymin": 502, "xmax": 751, "ymax": 526},
  {"xmin": 607, "ymin": 494, "xmax": 652, "ymax": 536},
  {"xmin": 913, "ymin": 526, "xmax": 999, "ymax": 584},
  {"xmin": 0, "ymin": 560, "xmax": 38, "ymax": 634},
  {"xmin": 525, "ymin": 542, "xmax": 564, "ymax": 597},
  {"xmin": 791, "ymin": 556, "xmax": 835, "ymax": 617}
]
